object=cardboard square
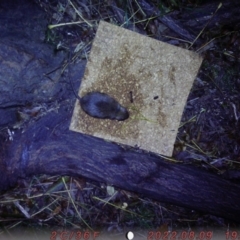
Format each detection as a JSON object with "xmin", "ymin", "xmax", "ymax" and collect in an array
[{"xmin": 70, "ymin": 21, "xmax": 203, "ymax": 156}]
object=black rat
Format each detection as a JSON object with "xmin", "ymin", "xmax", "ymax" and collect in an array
[
  {"xmin": 77, "ymin": 91, "xmax": 129, "ymax": 121},
  {"xmin": 70, "ymin": 79, "xmax": 129, "ymax": 121}
]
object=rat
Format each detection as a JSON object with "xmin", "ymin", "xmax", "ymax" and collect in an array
[
  {"xmin": 67, "ymin": 52, "xmax": 129, "ymax": 121},
  {"xmin": 79, "ymin": 92, "xmax": 129, "ymax": 120},
  {"xmin": 70, "ymin": 78, "xmax": 129, "ymax": 121}
]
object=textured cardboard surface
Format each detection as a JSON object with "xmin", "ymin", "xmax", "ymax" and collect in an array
[{"xmin": 70, "ymin": 21, "xmax": 203, "ymax": 156}]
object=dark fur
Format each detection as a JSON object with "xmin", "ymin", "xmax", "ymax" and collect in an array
[{"xmin": 80, "ymin": 92, "xmax": 129, "ymax": 121}]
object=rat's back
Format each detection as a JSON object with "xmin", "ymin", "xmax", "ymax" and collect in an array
[{"xmin": 80, "ymin": 92, "xmax": 129, "ymax": 121}]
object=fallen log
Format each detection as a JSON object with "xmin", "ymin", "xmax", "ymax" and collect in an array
[{"xmin": 1, "ymin": 103, "xmax": 240, "ymax": 222}]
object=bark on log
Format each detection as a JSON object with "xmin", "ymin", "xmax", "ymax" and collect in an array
[
  {"xmin": 1, "ymin": 103, "xmax": 240, "ymax": 222},
  {"xmin": 138, "ymin": 0, "xmax": 240, "ymax": 44}
]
